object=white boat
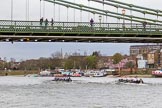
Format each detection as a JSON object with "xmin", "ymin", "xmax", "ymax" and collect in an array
[
  {"xmin": 25, "ymin": 74, "xmax": 39, "ymax": 77},
  {"xmin": 152, "ymin": 70, "xmax": 162, "ymax": 77},
  {"xmin": 84, "ymin": 70, "xmax": 95, "ymax": 77},
  {"xmin": 84, "ymin": 70, "xmax": 107, "ymax": 77},
  {"xmin": 40, "ymin": 70, "xmax": 51, "ymax": 76},
  {"xmin": 93, "ymin": 71, "xmax": 105, "ymax": 77}
]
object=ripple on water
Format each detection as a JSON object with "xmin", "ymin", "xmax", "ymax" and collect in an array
[
  {"xmin": 0, "ymin": 77, "xmax": 162, "ymax": 108},
  {"xmin": 0, "ymin": 76, "xmax": 53, "ymax": 86}
]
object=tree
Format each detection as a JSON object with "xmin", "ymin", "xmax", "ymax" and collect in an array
[
  {"xmin": 0, "ymin": 61, "xmax": 4, "ymax": 70},
  {"xmin": 125, "ymin": 61, "xmax": 135, "ymax": 74},
  {"xmin": 92, "ymin": 51, "xmax": 101, "ymax": 57},
  {"xmin": 112, "ymin": 53, "xmax": 123, "ymax": 64},
  {"xmin": 64, "ymin": 56, "xmax": 84, "ymax": 69},
  {"xmin": 64, "ymin": 59, "xmax": 74, "ymax": 69},
  {"xmin": 85, "ymin": 55, "xmax": 97, "ymax": 69},
  {"xmin": 49, "ymin": 58, "xmax": 63, "ymax": 69}
]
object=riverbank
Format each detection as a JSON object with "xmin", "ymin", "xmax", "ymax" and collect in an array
[
  {"xmin": 0, "ymin": 70, "xmax": 39, "ymax": 76},
  {"xmin": 0, "ymin": 70, "xmax": 154, "ymax": 78}
]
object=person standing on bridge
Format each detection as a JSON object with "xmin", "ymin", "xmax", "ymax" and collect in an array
[
  {"xmin": 45, "ymin": 18, "xmax": 48, "ymax": 29},
  {"xmin": 51, "ymin": 18, "xmax": 54, "ymax": 27},
  {"xmin": 90, "ymin": 18, "xmax": 94, "ymax": 27},
  {"xmin": 40, "ymin": 17, "xmax": 43, "ymax": 26},
  {"xmin": 143, "ymin": 21, "xmax": 147, "ymax": 31}
]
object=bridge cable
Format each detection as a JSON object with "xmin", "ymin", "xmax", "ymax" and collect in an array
[
  {"xmin": 80, "ymin": 8, "xmax": 82, "ymax": 22},
  {"xmin": 50, "ymin": 0, "xmax": 162, "ymax": 24},
  {"xmin": 90, "ymin": 0, "xmax": 162, "ymax": 17},
  {"xmin": 116, "ymin": 7, "xmax": 119, "ymax": 27},
  {"xmin": 43, "ymin": 0, "xmax": 45, "ymax": 18},
  {"xmin": 43, "ymin": 0, "xmax": 162, "ymax": 25},
  {"xmin": 27, "ymin": 0, "xmax": 30, "ymax": 21},
  {"xmin": 102, "ymin": 0, "xmax": 104, "ymax": 23},
  {"xmin": 59, "ymin": 5, "xmax": 60, "ymax": 21},
  {"xmin": 53, "ymin": 0, "xmax": 55, "ymax": 21},
  {"xmin": 89, "ymin": 0, "xmax": 162, "ymax": 24},
  {"xmin": 106, "ymin": 12, "xmax": 108, "ymax": 24},
  {"xmin": 104, "ymin": 0, "xmax": 162, "ymax": 13},
  {"xmin": 74, "ymin": 0, "xmax": 75, "ymax": 22},
  {"xmin": 88, "ymin": 0, "xmax": 90, "ymax": 21},
  {"xmin": 11, "ymin": 0, "xmax": 13, "ymax": 21},
  {"xmin": 40, "ymin": 0, "xmax": 42, "ymax": 18},
  {"xmin": 130, "ymin": 6, "xmax": 132, "ymax": 27},
  {"xmin": 93, "ymin": 12, "xmax": 95, "ymax": 21},
  {"xmin": 43, "ymin": 0, "xmax": 151, "ymax": 24},
  {"xmin": 75, "ymin": 0, "xmax": 162, "ymax": 24},
  {"xmin": 67, "ymin": 6, "xmax": 69, "ymax": 22},
  {"xmin": 144, "ymin": 13, "xmax": 145, "ymax": 22},
  {"xmin": 25, "ymin": 0, "xmax": 30, "ymax": 21},
  {"xmin": 26, "ymin": 0, "xmax": 27, "ymax": 20}
]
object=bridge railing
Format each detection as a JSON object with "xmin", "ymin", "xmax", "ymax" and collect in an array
[{"xmin": 0, "ymin": 20, "xmax": 162, "ymax": 35}]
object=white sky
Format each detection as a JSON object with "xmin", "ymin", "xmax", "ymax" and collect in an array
[
  {"xmin": 1, "ymin": 0, "xmax": 162, "ymax": 21},
  {"xmin": 0, "ymin": 0, "xmax": 161, "ymax": 61}
]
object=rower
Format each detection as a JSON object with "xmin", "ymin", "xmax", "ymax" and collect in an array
[{"xmin": 140, "ymin": 79, "xmax": 144, "ymax": 83}]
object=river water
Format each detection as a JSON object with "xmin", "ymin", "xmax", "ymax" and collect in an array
[{"xmin": 0, "ymin": 76, "xmax": 162, "ymax": 108}]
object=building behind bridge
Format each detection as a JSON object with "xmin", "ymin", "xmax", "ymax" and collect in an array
[{"xmin": 130, "ymin": 44, "xmax": 162, "ymax": 68}]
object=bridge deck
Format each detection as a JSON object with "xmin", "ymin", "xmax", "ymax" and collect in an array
[{"xmin": 0, "ymin": 20, "xmax": 162, "ymax": 43}]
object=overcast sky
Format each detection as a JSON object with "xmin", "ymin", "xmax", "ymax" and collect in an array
[{"xmin": 0, "ymin": 0, "xmax": 161, "ymax": 61}]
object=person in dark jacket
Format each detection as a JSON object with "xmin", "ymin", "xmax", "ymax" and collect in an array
[{"xmin": 90, "ymin": 18, "xmax": 94, "ymax": 27}]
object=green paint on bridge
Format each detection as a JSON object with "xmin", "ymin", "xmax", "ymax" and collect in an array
[{"xmin": 0, "ymin": 20, "xmax": 162, "ymax": 43}]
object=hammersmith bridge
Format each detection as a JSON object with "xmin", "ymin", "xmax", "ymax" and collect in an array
[{"xmin": 0, "ymin": 0, "xmax": 162, "ymax": 43}]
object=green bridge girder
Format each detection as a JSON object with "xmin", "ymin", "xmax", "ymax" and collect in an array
[
  {"xmin": 105, "ymin": 0, "xmax": 162, "ymax": 13},
  {"xmin": 44, "ymin": 0, "xmax": 162, "ymax": 25},
  {"xmin": 90, "ymin": 0, "xmax": 162, "ymax": 17},
  {"xmin": 0, "ymin": 20, "xmax": 162, "ymax": 43}
]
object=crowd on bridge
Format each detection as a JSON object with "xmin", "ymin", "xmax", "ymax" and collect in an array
[
  {"xmin": 39, "ymin": 17, "xmax": 95, "ymax": 28},
  {"xmin": 40, "ymin": 17, "xmax": 54, "ymax": 27},
  {"xmin": 39, "ymin": 17, "xmax": 148, "ymax": 30}
]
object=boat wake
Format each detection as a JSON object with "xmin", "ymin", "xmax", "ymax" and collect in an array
[
  {"xmin": 1, "ymin": 76, "xmax": 162, "ymax": 86},
  {"xmin": 71, "ymin": 77, "xmax": 162, "ymax": 86},
  {"xmin": 71, "ymin": 77, "xmax": 119, "ymax": 85}
]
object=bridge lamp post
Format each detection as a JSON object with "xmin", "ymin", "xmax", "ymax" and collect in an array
[
  {"xmin": 122, "ymin": 9, "xmax": 125, "ymax": 28},
  {"xmin": 99, "ymin": 15, "xmax": 102, "ymax": 28}
]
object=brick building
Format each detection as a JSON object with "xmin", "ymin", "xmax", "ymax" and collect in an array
[
  {"xmin": 130, "ymin": 45, "xmax": 162, "ymax": 56},
  {"xmin": 130, "ymin": 45, "xmax": 162, "ymax": 68}
]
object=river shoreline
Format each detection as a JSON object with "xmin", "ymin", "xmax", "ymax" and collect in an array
[
  {"xmin": 0, "ymin": 74, "xmax": 154, "ymax": 78},
  {"xmin": 108, "ymin": 74, "xmax": 153, "ymax": 78},
  {"xmin": 0, "ymin": 69, "xmax": 155, "ymax": 78}
]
